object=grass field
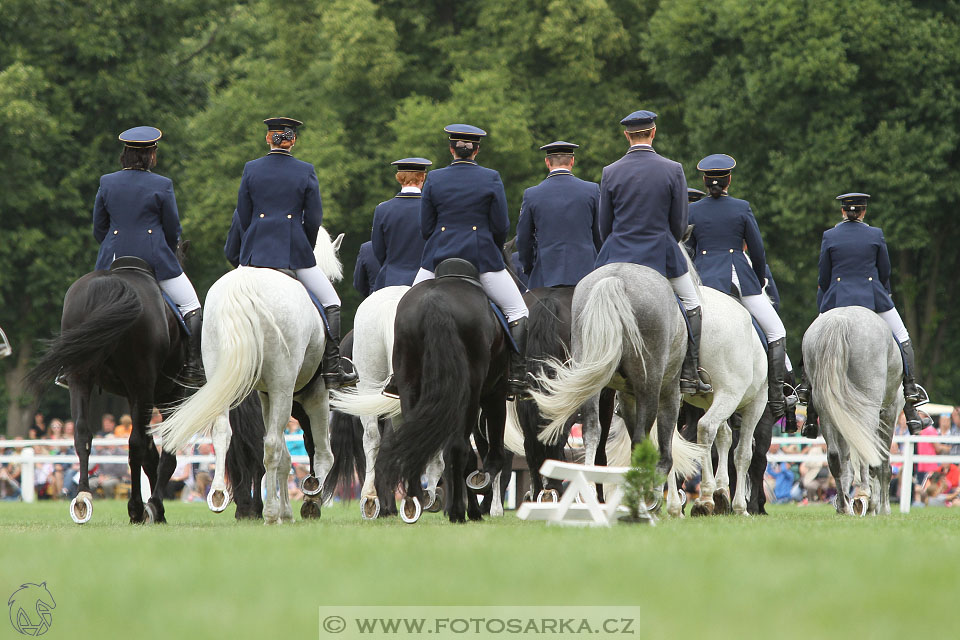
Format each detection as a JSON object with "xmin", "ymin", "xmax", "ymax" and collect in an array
[{"xmin": 2, "ymin": 499, "xmax": 958, "ymax": 639}]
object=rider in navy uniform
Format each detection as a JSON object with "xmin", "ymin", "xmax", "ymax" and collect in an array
[
  {"xmin": 516, "ymin": 141, "xmax": 601, "ymax": 288},
  {"xmin": 412, "ymin": 124, "xmax": 530, "ymax": 397},
  {"xmin": 687, "ymin": 154, "xmax": 795, "ymax": 416},
  {"xmin": 799, "ymin": 193, "xmax": 924, "ymax": 433},
  {"xmin": 353, "ymin": 241, "xmax": 381, "ymax": 298},
  {"xmin": 596, "ymin": 111, "xmax": 711, "ymax": 395},
  {"xmin": 233, "ymin": 117, "xmax": 356, "ymax": 388},
  {"xmin": 94, "ymin": 126, "xmax": 203, "ymax": 377},
  {"xmin": 371, "ymin": 158, "xmax": 432, "ymax": 289}
]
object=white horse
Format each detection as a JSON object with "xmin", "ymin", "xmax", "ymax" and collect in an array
[
  {"xmin": 329, "ymin": 286, "xmax": 446, "ymax": 521},
  {"xmin": 153, "ymin": 229, "xmax": 344, "ymax": 525},
  {"xmin": 802, "ymin": 306, "xmax": 901, "ymax": 516}
]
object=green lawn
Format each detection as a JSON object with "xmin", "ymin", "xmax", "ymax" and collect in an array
[{"xmin": 1, "ymin": 499, "xmax": 958, "ymax": 639}]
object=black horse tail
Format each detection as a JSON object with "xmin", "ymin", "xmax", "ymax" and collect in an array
[
  {"xmin": 26, "ymin": 277, "xmax": 143, "ymax": 395},
  {"xmin": 377, "ymin": 308, "xmax": 471, "ymax": 494},
  {"xmin": 225, "ymin": 393, "xmax": 265, "ymax": 519},
  {"xmin": 520, "ymin": 292, "xmax": 570, "ymax": 455},
  {"xmin": 322, "ymin": 409, "xmax": 367, "ymax": 502}
]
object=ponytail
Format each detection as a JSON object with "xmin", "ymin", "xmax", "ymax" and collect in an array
[
  {"xmin": 450, "ymin": 140, "xmax": 477, "ymax": 159},
  {"xmin": 845, "ymin": 205, "xmax": 865, "ymax": 221},
  {"xmin": 705, "ymin": 174, "xmax": 730, "ymax": 198}
]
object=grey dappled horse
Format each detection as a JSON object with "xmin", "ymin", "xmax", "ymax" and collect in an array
[
  {"xmin": 530, "ymin": 263, "xmax": 685, "ymax": 509},
  {"xmin": 802, "ymin": 306, "xmax": 902, "ymax": 516}
]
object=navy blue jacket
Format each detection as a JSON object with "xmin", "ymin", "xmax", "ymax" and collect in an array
[
  {"xmin": 372, "ymin": 192, "xmax": 426, "ymax": 288},
  {"xmin": 224, "ymin": 210, "xmax": 242, "ymax": 268},
  {"xmin": 510, "ymin": 251, "xmax": 530, "ymax": 292},
  {"xmin": 353, "ymin": 241, "xmax": 381, "ymax": 298},
  {"xmin": 688, "ymin": 195, "xmax": 766, "ymax": 296},
  {"xmin": 817, "ymin": 219, "xmax": 894, "ymax": 313},
  {"xmin": 516, "ymin": 169, "xmax": 601, "ymax": 288},
  {"xmin": 765, "ymin": 265, "xmax": 781, "ymax": 311},
  {"xmin": 235, "ymin": 149, "xmax": 322, "ymax": 269},
  {"xmin": 419, "ymin": 160, "xmax": 510, "ymax": 273},
  {"xmin": 93, "ymin": 170, "xmax": 183, "ymax": 280},
  {"xmin": 596, "ymin": 145, "xmax": 688, "ymax": 277}
]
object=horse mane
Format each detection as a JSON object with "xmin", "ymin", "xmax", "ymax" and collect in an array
[
  {"xmin": 677, "ymin": 241, "xmax": 703, "ymax": 287},
  {"xmin": 314, "ymin": 226, "xmax": 344, "ymax": 283}
]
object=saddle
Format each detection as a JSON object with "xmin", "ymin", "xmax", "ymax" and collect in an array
[
  {"xmin": 109, "ymin": 257, "xmax": 190, "ymax": 335},
  {"xmin": 434, "ymin": 258, "xmax": 517, "ymax": 352}
]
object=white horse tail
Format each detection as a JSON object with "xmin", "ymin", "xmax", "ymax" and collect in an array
[
  {"xmin": 329, "ymin": 388, "xmax": 402, "ymax": 419},
  {"xmin": 153, "ymin": 269, "xmax": 278, "ymax": 452},
  {"xmin": 532, "ymin": 277, "xmax": 642, "ymax": 444},
  {"xmin": 503, "ymin": 400, "xmax": 526, "ymax": 456},
  {"xmin": 648, "ymin": 421, "xmax": 705, "ymax": 478},
  {"xmin": 605, "ymin": 415, "xmax": 632, "ymax": 467},
  {"xmin": 809, "ymin": 316, "xmax": 885, "ymax": 468}
]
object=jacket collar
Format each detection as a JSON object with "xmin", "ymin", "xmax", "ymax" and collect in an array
[
  {"xmin": 267, "ymin": 148, "xmax": 292, "ymax": 156},
  {"xmin": 451, "ymin": 159, "xmax": 478, "ymax": 166},
  {"xmin": 547, "ymin": 168, "xmax": 573, "ymax": 178},
  {"xmin": 627, "ymin": 144, "xmax": 655, "ymax": 154}
]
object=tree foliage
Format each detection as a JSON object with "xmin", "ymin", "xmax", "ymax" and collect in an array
[{"xmin": 2, "ymin": 0, "xmax": 959, "ymax": 433}]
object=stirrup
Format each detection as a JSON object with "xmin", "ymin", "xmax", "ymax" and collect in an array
[
  {"xmin": 782, "ymin": 382, "xmax": 799, "ymax": 410},
  {"xmin": 906, "ymin": 384, "xmax": 929, "ymax": 407},
  {"xmin": 381, "ymin": 374, "xmax": 399, "ymax": 399},
  {"xmin": 55, "ymin": 370, "xmax": 69, "ymax": 389}
]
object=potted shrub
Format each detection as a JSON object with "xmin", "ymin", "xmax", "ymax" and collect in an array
[{"xmin": 620, "ymin": 439, "xmax": 665, "ymax": 525}]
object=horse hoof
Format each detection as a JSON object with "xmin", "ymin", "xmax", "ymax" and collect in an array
[
  {"xmin": 690, "ymin": 501, "xmax": 714, "ymax": 517},
  {"xmin": 466, "ymin": 471, "xmax": 490, "ymax": 491},
  {"xmin": 301, "ymin": 474, "xmax": 321, "ymax": 497},
  {"xmin": 300, "ymin": 499, "xmax": 322, "ymax": 519},
  {"xmin": 425, "ymin": 487, "xmax": 444, "ymax": 513},
  {"xmin": 207, "ymin": 488, "xmax": 231, "ymax": 513},
  {"xmin": 143, "ymin": 503, "xmax": 157, "ymax": 525},
  {"xmin": 400, "ymin": 496, "xmax": 421, "ymax": 524},
  {"xmin": 713, "ymin": 490, "xmax": 731, "ymax": 515},
  {"xmin": 853, "ymin": 496, "xmax": 868, "ymax": 517},
  {"xmin": 644, "ymin": 492, "xmax": 662, "ymax": 514},
  {"xmin": 70, "ymin": 492, "xmax": 93, "ymax": 525},
  {"xmin": 360, "ymin": 496, "xmax": 381, "ymax": 520},
  {"xmin": 537, "ymin": 489, "xmax": 559, "ymax": 503}
]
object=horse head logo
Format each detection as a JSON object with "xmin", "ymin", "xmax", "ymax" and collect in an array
[{"xmin": 7, "ymin": 582, "xmax": 56, "ymax": 636}]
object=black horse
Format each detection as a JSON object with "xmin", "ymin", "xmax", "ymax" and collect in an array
[
  {"xmin": 375, "ymin": 261, "xmax": 510, "ymax": 523},
  {"xmin": 27, "ymin": 258, "xmax": 191, "ymax": 524},
  {"xmin": 226, "ymin": 393, "xmax": 266, "ymax": 520}
]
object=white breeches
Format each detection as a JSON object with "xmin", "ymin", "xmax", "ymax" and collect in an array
[
  {"xmin": 669, "ymin": 272, "xmax": 701, "ymax": 311},
  {"xmin": 741, "ymin": 294, "xmax": 786, "ymax": 342},
  {"xmin": 158, "ymin": 273, "xmax": 201, "ymax": 314},
  {"xmin": 295, "ymin": 266, "xmax": 341, "ymax": 307},
  {"xmin": 878, "ymin": 308, "xmax": 910, "ymax": 343},
  {"xmin": 413, "ymin": 268, "xmax": 529, "ymax": 322}
]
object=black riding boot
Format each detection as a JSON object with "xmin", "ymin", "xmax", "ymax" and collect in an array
[
  {"xmin": 680, "ymin": 307, "xmax": 712, "ymax": 395},
  {"xmin": 182, "ymin": 309, "xmax": 204, "ymax": 385},
  {"xmin": 506, "ymin": 317, "xmax": 528, "ymax": 400},
  {"xmin": 766, "ymin": 338, "xmax": 797, "ymax": 418},
  {"xmin": 321, "ymin": 305, "xmax": 358, "ymax": 389},
  {"xmin": 900, "ymin": 340, "xmax": 923, "ymax": 435},
  {"xmin": 802, "ymin": 403, "xmax": 820, "ymax": 439},
  {"xmin": 796, "ymin": 370, "xmax": 811, "ymax": 406},
  {"xmin": 782, "ymin": 369, "xmax": 799, "ymax": 434}
]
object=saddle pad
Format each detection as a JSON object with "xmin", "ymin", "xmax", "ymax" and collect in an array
[
  {"xmin": 304, "ymin": 290, "xmax": 331, "ymax": 335},
  {"xmin": 489, "ymin": 302, "xmax": 519, "ymax": 353},
  {"xmin": 160, "ymin": 290, "xmax": 190, "ymax": 337},
  {"xmin": 751, "ymin": 317, "xmax": 768, "ymax": 352}
]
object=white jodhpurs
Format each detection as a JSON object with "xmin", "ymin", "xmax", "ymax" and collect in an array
[
  {"xmin": 878, "ymin": 308, "xmax": 910, "ymax": 343},
  {"xmin": 741, "ymin": 294, "xmax": 787, "ymax": 342},
  {"xmin": 159, "ymin": 273, "xmax": 201, "ymax": 314},
  {"xmin": 669, "ymin": 272, "xmax": 701, "ymax": 311},
  {"xmin": 295, "ymin": 265, "xmax": 341, "ymax": 307},
  {"xmin": 413, "ymin": 268, "xmax": 529, "ymax": 322}
]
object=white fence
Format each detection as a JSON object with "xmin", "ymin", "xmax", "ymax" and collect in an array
[{"xmin": 3, "ymin": 434, "xmax": 960, "ymax": 515}]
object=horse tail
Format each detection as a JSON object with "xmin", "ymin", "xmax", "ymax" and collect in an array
[
  {"xmin": 25, "ymin": 277, "xmax": 143, "ymax": 394},
  {"xmin": 323, "ymin": 409, "xmax": 366, "ymax": 501},
  {"xmin": 329, "ymin": 389, "xmax": 402, "ymax": 419},
  {"xmin": 225, "ymin": 393, "xmax": 265, "ymax": 506},
  {"xmin": 648, "ymin": 420, "xmax": 705, "ymax": 478},
  {"xmin": 605, "ymin": 415, "xmax": 633, "ymax": 467},
  {"xmin": 376, "ymin": 307, "xmax": 471, "ymax": 492},
  {"xmin": 154, "ymin": 268, "xmax": 280, "ymax": 452},
  {"xmin": 809, "ymin": 315, "xmax": 885, "ymax": 468},
  {"xmin": 532, "ymin": 277, "xmax": 642, "ymax": 444},
  {"xmin": 504, "ymin": 400, "xmax": 526, "ymax": 456}
]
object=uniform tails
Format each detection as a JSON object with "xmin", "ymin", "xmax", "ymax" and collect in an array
[
  {"xmin": 808, "ymin": 315, "xmax": 886, "ymax": 468},
  {"xmin": 376, "ymin": 308, "xmax": 471, "ymax": 494},
  {"xmin": 531, "ymin": 277, "xmax": 643, "ymax": 444},
  {"xmin": 153, "ymin": 268, "xmax": 280, "ymax": 452},
  {"xmin": 26, "ymin": 278, "xmax": 143, "ymax": 394}
]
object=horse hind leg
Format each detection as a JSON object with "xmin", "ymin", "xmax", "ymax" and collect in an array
[
  {"xmin": 358, "ymin": 415, "xmax": 383, "ymax": 519},
  {"xmin": 126, "ymin": 399, "xmax": 152, "ymax": 524},
  {"xmin": 731, "ymin": 395, "xmax": 766, "ymax": 515},
  {"xmin": 69, "ymin": 380, "xmax": 95, "ymax": 524},
  {"xmin": 207, "ymin": 412, "xmax": 233, "ymax": 513},
  {"xmin": 691, "ymin": 403, "xmax": 727, "ymax": 517},
  {"xmin": 713, "ymin": 422, "xmax": 733, "ymax": 515},
  {"xmin": 259, "ymin": 391, "xmax": 284, "ymax": 525}
]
